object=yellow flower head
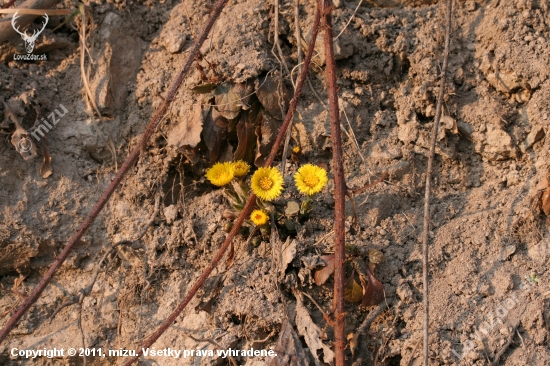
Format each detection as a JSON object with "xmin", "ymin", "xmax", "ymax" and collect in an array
[
  {"xmin": 232, "ymin": 160, "xmax": 251, "ymax": 177},
  {"xmin": 294, "ymin": 164, "xmax": 328, "ymax": 195},
  {"xmin": 250, "ymin": 209, "xmax": 269, "ymax": 226},
  {"xmin": 205, "ymin": 162, "xmax": 234, "ymax": 187},
  {"xmin": 251, "ymin": 167, "xmax": 284, "ymax": 201},
  {"xmin": 292, "ymin": 145, "xmax": 301, "ymax": 154}
]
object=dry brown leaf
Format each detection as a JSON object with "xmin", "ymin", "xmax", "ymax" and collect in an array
[
  {"xmin": 254, "ymin": 111, "xmax": 281, "ymax": 167},
  {"xmin": 361, "ymin": 264, "xmax": 385, "ymax": 307},
  {"xmin": 348, "ymin": 332, "xmax": 358, "ymax": 357},
  {"xmin": 232, "ymin": 80, "xmax": 253, "ymax": 110},
  {"xmin": 218, "ymin": 143, "xmax": 234, "ymax": 163},
  {"xmin": 214, "ymin": 83, "xmax": 241, "ymax": 120},
  {"xmin": 350, "ymin": 258, "xmax": 385, "ymax": 306},
  {"xmin": 190, "ymin": 83, "xmax": 217, "ymax": 94},
  {"xmin": 4, "ymin": 101, "xmax": 38, "ymax": 160},
  {"xmin": 269, "ymin": 319, "xmax": 309, "ymax": 366},
  {"xmin": 40, "ymin": 149, "xmax": 52, "ymax": 178},
  {"xmin": 226, "ymin": 242, "xmax": 235, "ymax": 269},
  {"xmin": 541, "ymin": 179, "xmax": 550, "ymax": 216},
  {"xmin": 247, "ymin": 100, "xmax": 263, "ymax": 126},
  {"xmin": 234, "ymin": 111, "xmax": 256, "ymax": 164},
  {"xmin": 295, "ymin": 295, "xmax": 335, "ymax": 364},
  {"xmin": 180, "ymin": 145, "xmax": 200, "ymax": 164},
  {"xmin": 212, "ymin": 107, "xmax": 229, "ymax": 128},
  {"xmin": 344, "ymin": 276, "xmax": 363, "ymax": 303},
  {"xmin": 167, "ymin": 102, "xmax": 204, "ymax": 149},
  {"xmin": 12, "ymin": 274, "xmax": 27, "ymax": 300},
  {"xmin": 280, "ymin": 238, "xmax": 298, "ymax": 277},
  {"xmin": 255, "ymin": 75, "xmax": 290, "ymax": 119},
  {"xmin": 202, "ymin": 108, "xmax": 227, "ymax": 165},
  {"xmin": 314, "ymin": 255, "xmax": 335, "ymax": 286},
  {"xmin": 441, "ymin": 115, "xmax": 458, "ymax": 134}
]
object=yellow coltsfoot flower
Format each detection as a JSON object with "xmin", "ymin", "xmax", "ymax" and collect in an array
[
  {"xmin": 251, "ymin": 167, "xmax": 284, "ymax": 201},
  {"xmin": 250, "ymin": 209, "xmax": 269, "ymax": 226},
  {"xmin": 294, "ymin": 164, "xmax": 328, "ymax": 196},
  {"xmin": 232, "ymin": 160, "xmax": 251, "ymax": 177},
  {"xmin": 205, "ymin": 162, "xmax": 235, "ymax": 187},
  {"xmin": 291, "ymin": 145, "xmax": 302, "ymax": 163}
]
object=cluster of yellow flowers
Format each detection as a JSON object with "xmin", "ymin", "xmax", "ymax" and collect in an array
[
  {"xmin": 206, "ymin": 160, "xmax": 328, "ymax": 227},
  {"xmin": 206, "ymin": 161, "xmax": 251, "ymax": 186}
]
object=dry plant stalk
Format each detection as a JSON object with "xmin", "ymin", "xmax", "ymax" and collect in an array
[
  {"xmin": 320, "ymin": 1, "xmax": 346, "ymax": 364},
  {"xmin": 121, "ymin": 3, "xmax": 323, "ymax": 365},
  {"xmin": 422, "ymin": 0, "xmax": 453, "ymax": 365},
  {"xmin": 272, "ymin": 0, "xmax": 289, "ymax": 75},
  {"xmin": 0, "ymin": 0, "xmax": 230, "ymax": 344},
  {"xmin": 78, "ymin": 4, "xmax": 118, "ymax": 169},
  {"xmin": 280, "ymin": 0, "xmax": 302, "ymax": 173}
]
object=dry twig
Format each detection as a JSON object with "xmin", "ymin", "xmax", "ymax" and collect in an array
[
  {"xmin": 348, "ymin": 171, "xmax": 388, "ymax": 196},
  {"xmin": 350, "ymin": 302, "xmax": 386, "ymax": 364},
  {"xmin": 357, "ymin": 302, "xmax": 386, "ymax": 338},
  {"xmin": 0, "ymin": 0, "xmax": 230, "ymax": 344},
  {"xmin": 404, "ymin": 337, "xmax": 422, "ymax": 366},
  {"xmin": 421, "ymin": 1, "xmax": 453, "ymax": 365},
  {"xmin": 320, "ymin": 1, "xmax": 346, "ymax": 364},
  {"xmin": 291, "ymin": 0, "xmax": 302, "ymax": 89},
  {"xmin": 271, "ymin": 0, "xmax": 290, "ymax": 75},
  {"xmin": 280, "ymin": 0, "xmax": 302, "ymax": 173}
]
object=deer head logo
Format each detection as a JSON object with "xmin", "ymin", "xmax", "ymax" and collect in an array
[{"xmin": 11, "ymin": 11, "xmax": 49, "ymax": 54}]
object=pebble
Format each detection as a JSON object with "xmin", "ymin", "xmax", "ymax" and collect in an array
[
  {"xmin": 506, "ymin": 170, "xmax": 520, "ymax": 186},
  {"xmin": 465, "ymin": 1, "xmax": 476, "ymax": 11},
  {"xmin": 396, "ymin": 282, "xmax": 414, "ymax": 303},
  {"xmin": 520, "ymin": 126, "xmax": 545, "ymax": 152},
  {"xmin": 499, "ymin": 245, "xmax": 516, "ymax": 261},
  {"xmin": 164, "ymin": 32, "xmax": 186, "ymax": 54}
]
